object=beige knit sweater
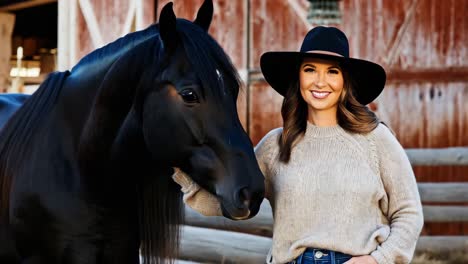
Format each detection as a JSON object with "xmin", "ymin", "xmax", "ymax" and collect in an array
[{"xmin": 172, "ymin": 123, "xmax": 424, "ymax": 264}]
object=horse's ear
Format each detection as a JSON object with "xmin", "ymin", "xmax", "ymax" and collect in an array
[
  {"xmin": 194, "ymin": 0, "xmax": 213, "ymax": 31},
  {"xmin": 159, "ymin": 2, "xmax": 178, "ymax": 52}
]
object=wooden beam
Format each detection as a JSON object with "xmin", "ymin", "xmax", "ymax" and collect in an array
[
  {"xmin": 121, "ymin": 0, "xmax": 136, "ymax": 37},
  {"xmin": 286, "ymin": 0, "xmax": 311, "ymax": 29},
  {"xmin": 77, "ymin": 0, "xmax": 103, "ymax": 48},
  {"xmin": 416, "ymin": 236, "xmax": 468, "ymax": 253},
  {"xmin": 423, "ymin": 206, "xmax": 468, "ymax": 222},
  {"xmin": 405, "ymin": 147, "xmax": 468, "ymax": 166},
  {"xmin": 0, "ymin": 0, "xmax": 56, "ymax": 12},
  {"xmin": 179, "ymin": 225, "xmax": 270, "ymax": 264},
  {"xmin": 386, "ymin": 68, "xmax": 468, "ymax": 83},
  {"xmin": 419, "ymin": 183, "xmax": 468, "ymax": 203},
  {"xmin": 57, "ymin": 0, "xmax": 77, "ymax": 71},
  {"xmin": 382, "ymin": 0, "xmax": 420, "ymax": 67}
]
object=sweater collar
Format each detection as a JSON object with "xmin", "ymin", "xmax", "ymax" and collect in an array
[{"xmin": 305, "ymin": 121, "xmax": 343, "ymax": 138}]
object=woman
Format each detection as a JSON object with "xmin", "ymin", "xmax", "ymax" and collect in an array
[{"xmin": 172, "ymin": 26, "xmax": 424, "ymax": 264}]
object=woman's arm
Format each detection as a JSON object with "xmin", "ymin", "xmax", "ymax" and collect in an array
[{"xmin": 370, "ymin": 125, "xmax": 424, "ymax": 264}]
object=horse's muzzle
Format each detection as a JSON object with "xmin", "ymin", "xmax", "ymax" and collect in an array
[{"xmin": 221, "ymin": 186, "xmax": 263, "ymax": 220}]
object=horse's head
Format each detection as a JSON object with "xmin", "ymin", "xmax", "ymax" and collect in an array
[{"xmin": 137, "ymin": 1, "xmax": 264, "ymax": 220}]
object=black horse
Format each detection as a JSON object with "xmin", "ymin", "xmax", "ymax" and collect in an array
[{"xmin": 0, "ymin": 1, "xmax": 264, "ymax": 263}]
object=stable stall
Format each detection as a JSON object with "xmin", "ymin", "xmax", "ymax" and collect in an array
[{"xmin": 0, "ymin": 0, "xmax": 57, "ymax": 93}]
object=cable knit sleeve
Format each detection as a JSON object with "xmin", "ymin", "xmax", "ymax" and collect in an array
[
  {"xmin": 254, "ymin": 128, "xmax": 282, "ymax": 201},
  {"xmin": 370, "ymin": 124, "xmax": 424, "ymax": 264},
  {"xmin": 172, "ymin": 168, "xmax": 222, "ymax": 216}
]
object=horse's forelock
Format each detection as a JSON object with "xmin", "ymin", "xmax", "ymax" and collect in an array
[{"xmin": 176, "ymin": 19, "xmax": 241, "ymax": 101}]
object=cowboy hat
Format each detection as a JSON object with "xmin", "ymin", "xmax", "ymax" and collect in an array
[{"xmin": 260, "ymin": 26, "xmax": 386, "ymax": 105}]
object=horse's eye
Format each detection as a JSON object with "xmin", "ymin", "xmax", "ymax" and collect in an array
[{"xmin": 179, "ymin": 89, "xmax": 199, "ymax": 104}]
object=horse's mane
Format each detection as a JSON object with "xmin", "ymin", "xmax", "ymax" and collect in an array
[
  {"xmin": 70, "ymin": 24, "xmax": 158, "ymax": 75},
  {"xmin": 177, "ymin": 19, "xmax": 241, "ymax": 100},
  {"xmin": 0, "ymin": 72, "xmax": 69, "ymax": 223}
]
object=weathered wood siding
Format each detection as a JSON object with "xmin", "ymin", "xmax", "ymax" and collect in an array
[{"xmin": 58, "ymin": 0, "xmax": 155, "ymax": 70}]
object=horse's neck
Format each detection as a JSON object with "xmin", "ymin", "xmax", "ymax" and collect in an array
[
  {"xmin": 81, "ymin": 109, "xmax": 153, "ymax": 199},
  {"xmin": 111, "ymin": 110, "xmax": 149, "ymax": 169},
  {"xmin": 70, "ymin": 24, "xmax": 158, "ymax": 83},
  {"xmin": 57, "ymin": 26, "xmax": 159, "ymax": 134},
  {"xmin": 60, "ymin": 25, "xmax": 159, "ymax": 126},
  {"xmin": 75, "ymin": 38, "xmax": 163, "ymax": 191}
]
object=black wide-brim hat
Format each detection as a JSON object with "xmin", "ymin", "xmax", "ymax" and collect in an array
[{"xmin": 260, "ymin": 26, "xmax": 386, "ymax": 105}]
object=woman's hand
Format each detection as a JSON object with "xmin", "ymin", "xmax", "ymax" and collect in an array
[
  {"xmin": 172, "ymin": 167, "xmax": 198, "ymax": 192},
  {"xmin": 343, "ymin": 255, "xmax": 377, "ymax": 264}
]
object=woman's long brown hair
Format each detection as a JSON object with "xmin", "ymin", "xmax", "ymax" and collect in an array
[{"xmin": 278, "ymin": 63, "xmax": 380, "ymax": 163}]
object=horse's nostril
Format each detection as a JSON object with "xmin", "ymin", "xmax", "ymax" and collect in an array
[{"xmin": 237, "ymin": 187, "xmax": 251, "ymax": 208}]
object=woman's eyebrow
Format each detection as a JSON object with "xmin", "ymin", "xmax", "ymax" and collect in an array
[{"xmin": 302, "ymin": 64, "xmax": 340, "ymax": 69}]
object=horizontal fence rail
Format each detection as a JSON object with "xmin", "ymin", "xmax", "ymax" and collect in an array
[
  {"xmin": 418, "ymin": 182, "xmax": 468, "ymax": 202},
  {"xmin": 405, "ymin": 147, "xmax": 468, "ymax": 166},
  {"xmin": 180, "ymin": 226, "xmax": 270, "ymax": 263},
  {"xmin": 422, "ymin": 206, "xmax": 468, "ymax": 222}
]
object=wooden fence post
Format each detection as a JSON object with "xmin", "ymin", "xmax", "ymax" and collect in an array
[{"xmin": 0, "ymin": 12, "xmax": 15, "ymax": 93}]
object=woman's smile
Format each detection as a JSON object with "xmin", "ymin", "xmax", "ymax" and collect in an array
[{"xmin": 311, "ymin": 90, "xmax": 332, "ymax": 99}]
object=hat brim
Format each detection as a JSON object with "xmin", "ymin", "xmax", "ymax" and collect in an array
[{"xmin": 260, "ymin": 52, "xmax": 386, "ymax": 105}]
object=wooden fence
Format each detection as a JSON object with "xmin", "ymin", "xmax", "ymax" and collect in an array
[{"xmin": 176, "ymin": 147, "xmax": 468, "ymax": 263}]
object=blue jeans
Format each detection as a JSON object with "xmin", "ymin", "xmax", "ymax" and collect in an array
[{"xmin": 288, "ymin": 248, "xmax": 352, "ymax": 264}]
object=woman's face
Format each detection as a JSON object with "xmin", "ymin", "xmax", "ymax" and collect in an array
[{"xmin": 299, "ymin": 57, "xmax": 344, "ymax": 115}]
